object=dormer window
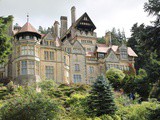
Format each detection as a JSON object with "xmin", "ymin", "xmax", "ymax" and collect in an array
[
  {"xmin": 121, "ymin": 49, "xmax": 128, "ymax": 59},
  {"xmin": 120, "ymin": 45, "xmax": 128, "ymax": 60},
  {"xmin": 98, "ymin": 53, "xmax": 105, "ymax": 58}
]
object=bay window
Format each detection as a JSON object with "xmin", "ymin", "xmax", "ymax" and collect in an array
[
  {"xmin": 21, "ymin": 61, "xmax": 27, "ymax": 75},
  {"xmin": 21, "ymin": 45, "xmax": 35, "ymax": 55},
  {"xmin": 21, "ymin": 60, "xmax": 36, "ymax": 75}
]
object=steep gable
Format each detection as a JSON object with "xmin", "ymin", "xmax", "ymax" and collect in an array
[
  {"xmin": 43, "ymin": 32, "xmax": 54, "ymax": 40},
  {"xmin": 106, "ymin": 49, "xmax": 119, "ymax": 63},
  {"xmin": 62, "ymin": 39, "xmax": 72, "ymax": 47},
  {"xmin": 74, "ymin": 12, "xmax": 96, "ymax": 32},
  {"xmin": 72, "ymin": 40, "xmax": 85, "ymax": 54}
]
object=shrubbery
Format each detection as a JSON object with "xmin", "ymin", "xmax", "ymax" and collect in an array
[
  {"xmin": 0, "ymin": 86, "xmax": 60, "ymax": 120},
  {"xmin": 0, "ymin": 79, "xmax": 160, "ymax": 120},
  {"xmin": 116, "ymin": 101, "xmax": 160, "ymax": 120},
  {"xmin": 106, "ymin": 68, "xmax": 125, "ymax": 89}
]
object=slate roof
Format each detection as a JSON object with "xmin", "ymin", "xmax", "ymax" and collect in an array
[
  {"xmin": 127, "ymin": 47, "xmax": 138, "ymax": 57},
  {"xmin": 86, "ymin": 52, "xmax": 95, "ymax": 57},
  {"xmin": 60, "ymin": 12, "xmax": 96, "ymax": 41},
  {"xmin": 14, "ymin": 22, "xmax": 41, "ymax": 36},
  {"xmin": 96, "ymin": 44, "xmax": 138, "ymax": 57}
]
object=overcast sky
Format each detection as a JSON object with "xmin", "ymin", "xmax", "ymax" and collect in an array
[{"xmin": 0, "ymin": 0, "xmax": 155, "ymax": 37}]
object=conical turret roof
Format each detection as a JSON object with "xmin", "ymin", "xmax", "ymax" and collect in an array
[{"xmin": 14, "ymin": 22, "xmax": 41, "ymax": 36}]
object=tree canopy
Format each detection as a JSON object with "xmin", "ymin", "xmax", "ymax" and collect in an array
[
  {"xmin": 106, "ymin": 68, "xmax": 125, "ymax": 89},
  {"xmin": 0, "ymin": 15, "xmax": 13, "ymax": 63},
  {"xmin": 127, "ymin": 0, "xmax": 160, "ymax": 99}
]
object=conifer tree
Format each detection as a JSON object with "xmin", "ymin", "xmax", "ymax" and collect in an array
[{"xmin": 87, "ymin": 76, "xmax": 117, "ymax": 117}]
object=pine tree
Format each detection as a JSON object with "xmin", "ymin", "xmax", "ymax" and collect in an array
[{"xmin": 87, "ymin": 76, "xmax": 117, "ymax": 117}]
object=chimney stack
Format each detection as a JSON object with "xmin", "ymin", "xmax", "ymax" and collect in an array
[
  {"xmin": 54, "ymin": 21, "xmax": 59, "ymax": 38},
  {"xmin": 105, "ymin": 32, "xmax": 112, "ymax": 47},
  {"xmin": 71, "ymin": 6, "xmax": 76, "ymax": 24},
  {"xmin": 60, "ymin": 16, "xmax": 68, "ymax": 37}
]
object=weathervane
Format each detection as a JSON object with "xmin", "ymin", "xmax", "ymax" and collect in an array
[{"xmin": 27, "ymin": 13, "xmax": 29, "ymax": 22}]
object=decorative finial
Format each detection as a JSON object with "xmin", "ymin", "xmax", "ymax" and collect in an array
[{"xmin": 27, "ymin": 13, "xmax": 29, "ymax": 22}]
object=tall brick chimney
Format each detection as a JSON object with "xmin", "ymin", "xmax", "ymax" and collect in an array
[
  {"xmin": 54, "ymin": 21, "xmax": 59, "ymax": 38},
  {"xmin": 60, "ymin": 16, "xmax": 68, "ymax": 37},
  {"xmin": 71, "ymin": 6, "xmax": 76, "ymax": 24}
]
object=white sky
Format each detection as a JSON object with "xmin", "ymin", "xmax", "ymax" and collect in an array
[{"xmin": 0, "ymin": 0, "xmax": 155, "ymax": 37}]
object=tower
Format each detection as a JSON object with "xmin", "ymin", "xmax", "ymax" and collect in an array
[{"xmin": 12, "ymin": 21, "xmax": 41, "ymax": 85}]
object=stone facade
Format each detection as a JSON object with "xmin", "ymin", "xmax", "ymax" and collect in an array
[{"xmin": 0, "ymin": 6, "xmax": 137, "ymax": 85}]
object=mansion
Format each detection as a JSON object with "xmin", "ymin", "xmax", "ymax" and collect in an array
[{"xmin": 0, "ymin": 7, "xmax": 137, "ymax": 85}]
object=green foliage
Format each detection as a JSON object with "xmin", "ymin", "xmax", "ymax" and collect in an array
[
  {"xmin": 97, "ymin": 37, "xmax": 106, "ymax": 44},
  {"xmin": 115, "ymin": 92, "xmax": 134, "ymax": 107},
  {"xmin": 1, "ymin": 80, "xmax": 160, "ymax": 119},
  {"xmin": 100, "ymin": 114, "xmax": 113, "ymax": 120},
  {"xmin": 127, "ymin": 0, "xmax": 160, "ymax": 99},
  {"xmin": 0, "ymin": 86, "xmax": 8, "ymax": 100},
  {"xmin": 147, "ymin": 105, "xmax": 160, "ymax": 120},
  {"xmin": 122, "ymin": 69, "xmax": 150, "ymax": 99},
  {"xmin": 0, "ymin": 82, "xmax": 16, "ymax": 100},
  {"xmin": 110, "ymin": 28, "xmax": 126, "ymax": 45},
  {"xmin": 87, "ymin": 76, "xmax": 117, "ymax": 116},
  {"xmin": 38, "ymin": 80, "xmax": 57, "ymax": 91},
  {"xmin": 38, "ymin": 26, "xmax": 52, "ymax": 34},
  {"xmin": 122, "ymin": 74, "xmax": 136, "ymax": 93},
  {"xmin": 0, "ymin": 15, "xmax": 13, "ymax": 63},
  {"xmin": 66, "ymin": 93, "xmax": 88, "ymax": 119},
  {"xmin": 117, "ymin": 101, "xmax": 160, "ymax": 120},
  {"xmin": 6, "ymin": 81, "xmax": 14, "ymax": 92},
  {"xmin": 0, "ymin": 86, "xmax": 60, "ymax": 120},
  {"xmin": 144, "ymin": 0, "xmax": 160, "ymax": 16},
  {"xmin": 106, "ymin": 68, "xmax": 125, "ymax": 89},
  {"xmin": 149, "ymin": 80, "xmax": 160, "ymax": 101},
  {"xmin": 128, "ymin": 0, "xmax": 160, "ymax": 80}
]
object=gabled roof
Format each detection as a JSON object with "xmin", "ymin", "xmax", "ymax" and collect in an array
[
  {"xmin": 97, "ymin": 46, "xmax": 109, "ymax": 53},
  {"xmin": 96, "ymin": 44, "xmax": 138, "ymax": 57},
  {"xmin": 43, "ymin": 32, "xmax": 54, "ymax": 40},
  {"xmin": 73, "ymin": 12, "xmax": 96, "ymax": 30},
  {"xmin": 106, "ymin": 50, "xmax": 119, "ymax": 63},
  {"xmin": 96, "ymin": 44, "xmax": 110, "ymax": 53},
  {"xmin": 86, "ymin": 52, "xmax": 95, "ymax": 57},
  {"xmin": 62, "ymin": 39, "xmax": 72, "ymax": 46},
  {"xmin": 14, "ymin": 22, "xmax": 41, "ymax": 36},
  {"xmin": 111, "ymin": 45, "xmax": 119, "ymax": 52},
  {"xmin": 60, "ymin": 12, "xmax": 96, "ymax": 41},
  {"xmin": 127, "ymin": 47, "xmax": 138, "ymax": 57},
  {"xmin": 73, "ymin": 40, "xmax": 85, "ymax": 51}
]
